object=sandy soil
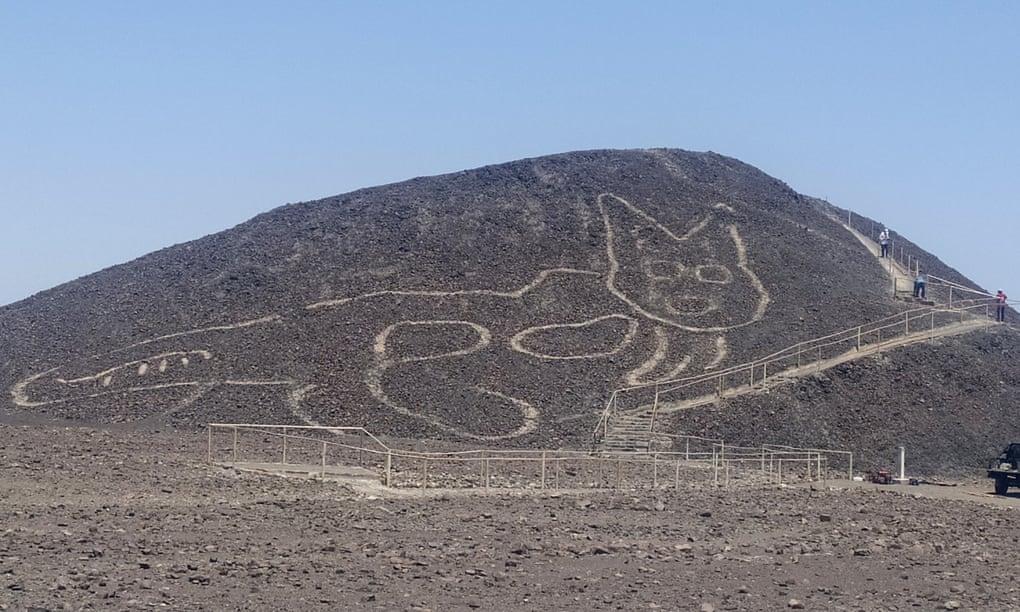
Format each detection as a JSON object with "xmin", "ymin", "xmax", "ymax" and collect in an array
[{"xmin": 3, "ymin": 424, "xmax": 1019, "ymax": 611}]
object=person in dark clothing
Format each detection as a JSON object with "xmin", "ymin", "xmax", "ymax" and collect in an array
[
  {"xmin": 913, "ymin": 271, "xmax": 927, "ymax": 299},
  {"xmin": 995, "ymin": 290, "xmax": 1008, "ymax": 322}
]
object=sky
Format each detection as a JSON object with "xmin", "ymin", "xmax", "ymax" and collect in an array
[{"xmin": 1, "ymin": 1, "xmax": 1018, "ymax": 307}]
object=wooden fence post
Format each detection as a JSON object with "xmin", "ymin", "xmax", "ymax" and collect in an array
[
  {"xmin": 541, "ymin": 451, "xmax": 547, "ymax": 490},
  {"xmin": 385, "ymin": 450, "xmax": 392, "ymax": 487},
  {"xmin": 652, "ymin": 453, "xmax": 658, "ymax": 488},
  {"xmin": 321, "ymin": 441, "xmax": 327, "ymax": 478}
]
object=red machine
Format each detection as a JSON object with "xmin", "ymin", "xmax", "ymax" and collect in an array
[{"xmin": 867, "ymin": 470, "xmax": 892, "ymax": 484}]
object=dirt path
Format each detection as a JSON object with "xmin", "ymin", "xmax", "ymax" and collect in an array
[{"xmin": 836, "ymin": 214, "xmax": 918, "ymax": 295}]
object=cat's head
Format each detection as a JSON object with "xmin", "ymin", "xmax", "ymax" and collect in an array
[{"xmin": 599, "ymin": 193, "xmax": 769, "ymax": 332}]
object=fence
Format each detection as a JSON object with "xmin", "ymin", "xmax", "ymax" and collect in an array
[
  {"xmin": 594, "ymin": 301, "xmax": 994, "ymax": 447},
  {"xmin": 207, "ymin": 424, "xmax": 391, "ymax": 474},
  {"xmin": 207, "ymin": 424, "xmax": 842, "ymax": 491}
]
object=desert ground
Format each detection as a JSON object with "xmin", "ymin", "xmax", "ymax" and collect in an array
[{"xmin": 3, "ymin": 423, "xmax": 1019, "ymax": 611}]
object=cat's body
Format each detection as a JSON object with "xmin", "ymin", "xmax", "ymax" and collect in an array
[{"xmin": 13, "ymin": 194, "xmax": 769, "ymax": 439}]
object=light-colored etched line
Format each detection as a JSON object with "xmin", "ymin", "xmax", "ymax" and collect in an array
[
  {"xmin": 367, "ymin": 319, "xmax": 536, "ymax": 440},
  {"xmin": 57, "ymin": 351, "xmax": 212, "ymax": 385},
  {"xmin": 374, "ymin": 320, "xmax": 491, "ymax": 361},
  {"xmin": 728, "ymin": 224, "xmax": 771, "ymax": 323},
  {"xmin": 704, "ymin": 336, "xmax": 728, "ymax": 370},
  {"xmin": 105, "ymin": 316, "xmax": 281, "ymax": 355},
  {"xmin": 509, "ymin": 314, "xmax": 638, "ymax": 360},
  {"xmin": 694, "ymin": 264, "xmax": 733, "ymax": 284},
  {"xmin": 655, "ymin": 355, "xmax": 693, "ymax": 382},
  {"xmin": 624, "ymin": 328, "xmax": 696, "ymax": 385},
  {"xmin": 285, "ymin": 384, "xmax": 322, "ymax": 428},
  {"xmin": 625, "ymin": 327, "xmax": 668, "ymax": 385},
  {"xmin": 11, "ymin": 375, "xmax": 294, "ymax": 408},
  {"xmin": 307, "ymin": 268, "xmax": 599, "ymax": 310},
  {"xmin": 365, "ymin": 362, "xmax": 537, "ymax": 441},
  {"xmin": 599, "ymin": 191, "xmax": 770, "ymax": 332}
]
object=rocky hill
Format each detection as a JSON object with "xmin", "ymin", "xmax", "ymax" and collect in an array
[{"xmin": 1, "ymin": 148, "xmax": 1016, "ymax": 474}]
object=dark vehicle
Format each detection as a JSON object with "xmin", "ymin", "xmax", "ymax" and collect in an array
[{"xmin": 987, "ymin": 443, "xmax": 1020, "ymax": 495}]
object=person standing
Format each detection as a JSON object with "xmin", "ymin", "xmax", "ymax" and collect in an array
[
  {"xmin": 996, "ymin": 290, "xmax": 1008, "ymax": 322},
  {"xmin": 879, "ymin": 228, "xmax": 890, "ymax": 258},
  {"xmin": 913, "ymin": 270, "xmax": 927, "ymax": 299}
]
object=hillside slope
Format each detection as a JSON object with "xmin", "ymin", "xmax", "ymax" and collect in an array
[{"xmin": 0, "ymin": 148, "xmax": 1012, "ymax": 470}]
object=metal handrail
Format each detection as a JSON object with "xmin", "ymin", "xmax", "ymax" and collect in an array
[{"xmin": 594, "ymin": 301, "xmax": 997, "ymax": 446}]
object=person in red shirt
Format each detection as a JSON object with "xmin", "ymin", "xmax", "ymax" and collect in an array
[{"xmin": 995, "ymin": 290, "xmax": 1008, "ymax": 322}]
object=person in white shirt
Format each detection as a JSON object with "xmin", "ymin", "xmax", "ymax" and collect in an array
[{"xmin": 878, "ymin": 228, "xmax": 890, "ymax": 258}]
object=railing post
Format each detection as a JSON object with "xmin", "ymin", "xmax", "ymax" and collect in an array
[
  {"xmin": 762, "ymin": 361, "xmax": 768, "ymax": 387},
  {"xmin": 385, "ymin": 450, "xmax": 392, "ymax": 487},
  {"xmin": 949, "ymin": 286, "xmax": 953, "ymax": 308},
  {"xmin": 651, "ymin": 384, "xmax": 659, "ymax": 432},
  {"xmin": 749, "ymin": 362, "xmax": 755, "ymax": 387},
  {"xmin": 282, "ymin": 434, "xmax": 288, "ymax": 464},
  {"xmin": 904, "ymin": 312, "xmax": 909, "ymax": 335},
  {"xmin": 857, "ymin": 327, "xmax": 861, "ymax": 351},
  {"xmin": 541, "ymin": 451, "xmax": 547, "ymax": 490},
  {"xmin": 713, "ymin": 449, "xmax": 719, "ymax": 485},
  {"xmin": 232, "ymin": 426, "xmax": 238, "ymax": 464},
  {"xmin": 207, "ymin": 426, "xmax": 213, "ymax": 464},
  {"xmin": 321, "ymin": 441, "xmax": 327, "ymax": 478},
  {"xmin": 930, "ymin": 311, "xmax": 935, "ymax": 342},
  {"xmin": 652, "ymin": 452, "xmax": 658, "ymax": 488}
]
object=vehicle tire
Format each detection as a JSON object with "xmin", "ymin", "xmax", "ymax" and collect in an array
[{"xmin": 995, "ymin": 476, "xmax": 1009, "ymax": 495}]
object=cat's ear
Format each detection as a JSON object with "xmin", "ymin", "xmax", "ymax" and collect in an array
[{"xmin": 598, "ymin": 194, "xmax": 769, "ymax": 331}]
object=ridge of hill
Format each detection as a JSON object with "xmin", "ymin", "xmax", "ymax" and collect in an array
[{"xmin": 0, "ymin": 148, "xmax": 1015, "ymax": 473}]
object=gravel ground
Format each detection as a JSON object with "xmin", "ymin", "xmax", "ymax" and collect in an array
[{"xmin": 3, "ymin": 424, "xmax": 1019, "ymax": 611}]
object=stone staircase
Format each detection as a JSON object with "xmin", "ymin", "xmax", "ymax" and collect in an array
[{"xmin": 598, "ymin": 411, "xmax": 673, "ymax": 453}]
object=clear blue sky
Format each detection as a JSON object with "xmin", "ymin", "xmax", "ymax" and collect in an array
[{"xmin": 2, "ymin": 1, "xmax": 1018, "ymax": 307}]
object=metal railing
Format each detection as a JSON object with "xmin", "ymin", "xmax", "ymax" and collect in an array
[
  {"xmin": 207, "ymin": 423, "xmax": 391, "ymax": 475},
  {"xmin": 593, "ymin": 301, "xmax": 996, "ymax": 447},
  {"xmin": 207, "ymin": 424, "xmax": 845, "ymax": 490}
]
